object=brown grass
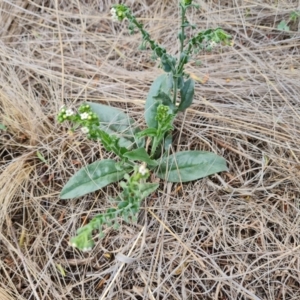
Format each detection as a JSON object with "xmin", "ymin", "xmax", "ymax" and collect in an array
[{"xmin": 1, "ymin": 0, "xmax": 300, "ymax": 299}]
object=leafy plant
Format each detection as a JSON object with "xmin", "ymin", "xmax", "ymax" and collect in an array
[
  {"xmin": 0, "ymin": 123, "xmax": 7, "ymax": 131},
  {"xmin": 277, "ymin": 20, "xmax": 290, "ymax": 31},
  {"xmin": 277, "ymin": 11, "xmax": 300, "ymax": 31},
  {"xmin": 58, "ymin": 0, "xmax": 231, "ymax": 251}
]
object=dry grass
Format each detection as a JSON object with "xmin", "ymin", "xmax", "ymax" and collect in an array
[{"xmin": 1, "ymin": 0, "xmax": 300, "ymax": 299}]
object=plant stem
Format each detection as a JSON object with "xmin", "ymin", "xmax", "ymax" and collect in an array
[
  {"xmin": 126, "ymin": 12, "xmax": 160, "ymax": 56},
  {"xmin": 172, "ymin": 75, "xmax": 178, "ymax": 105},
  {"xmin": 180, "ymin": 5, "xmax": 186, "ymax": 53},
  {"xmin": 172, "ymin": 4, "xmax": 186, "ymax": 105}
]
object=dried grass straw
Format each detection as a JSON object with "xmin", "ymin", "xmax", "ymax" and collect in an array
[{"xmin": 1, "ymin": 0, "xmax": 300, "ymax": 299}]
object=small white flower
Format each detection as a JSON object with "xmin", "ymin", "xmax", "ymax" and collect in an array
[
  {"xmin": 210, "ymin": 41, "xmax": 217, "ymax": 48},
  {"xmin": 81, "ymin": 127, "xmax": 89, "ymax": 134},
  {"xmin": 138, "ymin": 164, "xmax": 148, "ymax": 176},
  {"xmin": 82, "ymin": 247, "xmax": 92, "ymax": 252},
  {"xmin": 110, "ymin": 7, "xmax": 118, "ymax": 21},
  {"xmin": 80, "ymin": 112, "xmax": 89, "ymax": 120},
  {"xmin": 65, "ymin": 109, "xmax": 74, "ymax": 116}
]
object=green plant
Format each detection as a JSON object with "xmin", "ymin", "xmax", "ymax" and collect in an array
[
  {"xmin": 277, "ymin": 10, "xmax": 300, "ymax": 31},
  {"xmin": 0, "ymin": 123, "xmax": 7, "ymax": 130},
  {"xmin": 58, "ymin": 1, "xmax": 231, "ymax": 251}
]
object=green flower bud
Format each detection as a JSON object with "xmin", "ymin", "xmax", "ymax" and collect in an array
[{"xmin": 156, "ymin": 104, "xmax": 170, "ymax": 122}]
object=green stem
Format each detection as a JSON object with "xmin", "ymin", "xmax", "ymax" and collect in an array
[
  {"xmin": 172, "ymin": 75, "xmax": 178, "ymax": 105},
  {"xmin": 173, "ymin": 4, "xmax": 186, "ymax": 105},
  {"xmin": 180, "ymin": 5, "xmax": 186, "ymax": 53},
  {"xmin": 150, "ymin": 134, "xmax": 160, "ymax": 157},
  {"xmin": 126, "ymin": 12, "xmax": 161, "ymax": 56}
]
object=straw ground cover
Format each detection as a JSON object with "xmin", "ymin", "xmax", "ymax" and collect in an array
[{"xmin": 0, "ymin": 0, "xmax": 300, "ymax": 299}]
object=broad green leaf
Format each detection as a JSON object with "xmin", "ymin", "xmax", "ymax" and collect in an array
[
  {"xmin": 86, "ymin": 102, "xmax": 144, "ymax": 149},
  {"xmin": 139, "ymin": 182, "xmax": 159, "ymax": 199},
  {"xmin": 156, "ymin": 151, "xmax": 228, "ymax": 182},
  {"xmin": 123, "ymin": 148, "xmax": 158, "ymax": 167},
  {"xmin": 60, "ymin": 159, "xmax": 130, "ymax": 199},
  {"xmin": 178, "ymin": 78, "xmax": 195, "ymax": 112},
  {"xmin": 145, "ymin": 74, "xmax": 170, "ymax": 128}
]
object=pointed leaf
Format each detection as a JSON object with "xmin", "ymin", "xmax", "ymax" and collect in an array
[
  {"xmin": 135, "ymin": 128, "xmax": 157, "ymax": 138},
  {"xmin": 86, "ymin": 102, "xmax": 144, "ymax": 149},
  {"xmin": 60, "ymin": 159, "xmax": 130, "ymax": 199},
  {"xmin": 123, "ymin": 148, "xmax": 158, "ymax": 167},
  {"xmin": 178, "ymin": 78, "xmax": 195, "ymax": 111},
  {"xmin": 156, "ymin": 151, "xmax": 228, "ymax": 182},
  {"xmin": 139, "ymin": 183, "xmax": 159, "ymax": 198},
  {"xmin": 145, "ymin": 74, "xmax": 170, "ymax": 128}
]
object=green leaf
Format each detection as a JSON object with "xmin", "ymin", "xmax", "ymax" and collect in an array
[
  {"xmin": 0, "ymin": 123, "xmax": 7, "ymax": 130},
  {"xmin": 145, "ymin": 74, "xmax": 170, "ymax": 128},
  {"xmin": 86, "ymin": 102, "xmax": 144, "ymax": 149},
  {"xmin": 135, "ymin": 128, "xmax": 158, "ymax": 138},
  {"xmin": 160, "ymin": 54, "xmax": 175, "ymax": 73},
  {"xmin": 139, "ymin": 182, "xmax": 159, "ymax": 199},
  {"xmin": 60, "ymin": 159, "xmax": 130, "ymax": 199},
  {"xmin": 277, "ymin": 20, "xmax": 289, "ymax": 31},
  {"xmin": 156, "ymin": 151, "xmax": 228, "ymax": 182},
  {"xmin": 164, "ymin": 133, "xmax": 172, "ymax": 151},
  {"xmin": 290, "ymin": 11, "xmax": 300, "ymax": 22},
  {"xmin": 178, "ymin": 78, "xmax": 195, "ymax": 112},
  {"xmin": 36, "ymin": 151, "xmax": 48, "ymax": 164},
  {"xmin": 123, "ymin": 148, "xmax": 158, "ymax": 167},
  {"xmin": 177, "ymin": 75, "xmax": 184, "ymax": 90}
]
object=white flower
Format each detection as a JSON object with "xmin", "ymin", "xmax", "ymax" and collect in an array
[
  {"xmin": 81, "ymin": 127, "xmax": 89, "ymax": 134},
  {"xmin": 70, "ymin": 242, "xmax": 77, "ymax": 248},
  {"xmin": 80, "ymin": 112, "xmax": 89, "ymax": 120},
  {"xmin": 82, "ymin": 247, "xmax": 92, "ymax": 252},
  {"xmin": 65, "ymin": 109, "xmax": 74, "ymax": 116},
  {"xmin": 210, "ymin": 41, "xmax": 217, "ymax": 48},
  {"xmin": 110, "ymin": 7, "xmax": 118, "ymax": 21},
  {"xmin": 138, "ymin": 164, "xmax": 148, "ymax": 176}
]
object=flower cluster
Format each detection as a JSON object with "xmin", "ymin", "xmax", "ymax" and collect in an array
[
  {"xmin": 70, "ymin": 230, "xmax": 94, "ymax": 252},
  {"xmin": 189, "ymin": 28, "xmax": 232, "ymax": 51},
  {"xmin": 57, "ymin": 104, "xmax": 100, "ymax": 139},
  {"xmin": 155, "ymin": 104, "xmax": 174, "ymax": 129},
  {"xmin": 57, "ymin": 107, "xmax": 75, "ymax": 122},
  {"xmin": 138, "ymin": 163, "xmax": 148, "ymax": 176},
  {"xmin": 110, "ymin": 5, "xmax": 129, "ymax": 22},
  {"xmin": 69, "ymin": 163, "xmax": 151, "ymax": 251}
]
